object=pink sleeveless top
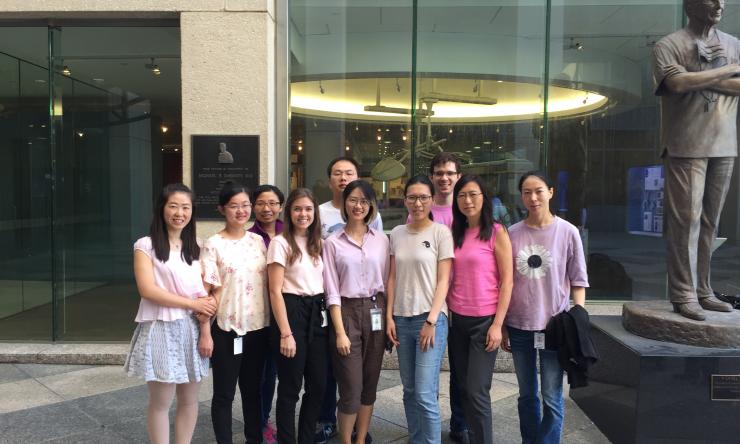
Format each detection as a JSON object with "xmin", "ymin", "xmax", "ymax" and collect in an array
[{"xmin": 448, "ymin": 225, "xmax": 502, "ymax": 317}]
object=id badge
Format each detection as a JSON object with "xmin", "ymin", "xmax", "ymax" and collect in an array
[
  {"xmin": 234, "ymin": 337, "xmax": 243, "ymax": 355},
  {"xmin": 370, "ymin": 308, "xmax": 383, "ymax": 332},
  {"xmin": 321, "ymin": 310, "xmax": 328, "ymax": 328},
  {"xmin": 534, "ymin": 332, "xmax": 545, "ymax": 350}
]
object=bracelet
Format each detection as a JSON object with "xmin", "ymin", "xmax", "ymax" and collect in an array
[
  {"xmin": 424, "ymin": 319, "xmax": 436, "ymax": 327},
  {"xmin": 280, "ymin": 332, "xmax": 293, "ymax": 339}
]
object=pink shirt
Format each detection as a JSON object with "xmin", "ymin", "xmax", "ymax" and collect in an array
[
  {"xmin": 406, "ymin": 204, "xmax": 453, "ymax": 228},
  {"xmin": 322, "ymin": 228, "xmax": 390, "ymax": 307},
  {"xmin": 267, "ymin": 234, "xmax": 324, "ymax": 296},
  {"xmin": 133, "ymin": 236, "xmax": 208, "ymax": 322},
  {"xmin": 448, "ymin": 225, "xmax": 503, "ymax": 317}
]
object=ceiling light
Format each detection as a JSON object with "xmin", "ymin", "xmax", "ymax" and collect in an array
[
  {"xmin": 145, "ymin": 58, "xmax": 161, "ymax": 76},
  {"xmin": 62, "ymin": 66, "xmax": 71, "ymax": 77},
  {"xmin": 345, "ymin": 145, "xmax": 350, "ymax": 151},
  {"xmin": 92, "ymin": 78, "xmax": 105, "ymax": 83},
  {"xmin": 161, "ymin": 125, "xmax": 169, "ymax": 133},
  {"xmin": 298, "ymin": 145, "xmax": 303, "ymax": 151},
  {"xmin": 420, "ymin": 92, "xmax": 497, "ymax": 105}
]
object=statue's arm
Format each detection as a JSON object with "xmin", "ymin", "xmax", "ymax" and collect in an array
[
  {"xmin": 708, "ymin": 77, "xmax": 740, "ymax": 95},
  {"xmin": 663, "ymin": 64, "xmax": 740, "ymax": 94}
]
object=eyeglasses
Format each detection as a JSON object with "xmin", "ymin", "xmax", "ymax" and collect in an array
[
  {"xmin": 432, "ymin": 170, "xmax": 459, "ymax": 178},
  {"xmin": 225, "ymin": 203, "xmax": 252, "ymax": 211},
  {"xmin": 405, "ymin": 195, "xmax": 432, "ymax": 204},
  {"xmin": 348, "ymin": 197, "xmax": 371, "ymax": 207},
  {"xmin": 457, "ymin": 191, "xmax": 483, "ymax": 200},
  {"xmin": 254, "ymin": 201, "xmax": 281, "ymax": 208}
]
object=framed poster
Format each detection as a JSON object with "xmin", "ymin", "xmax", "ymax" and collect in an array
[{"xmin": 192, "ymin": 135, "xmax": 259, "ymax": 219}]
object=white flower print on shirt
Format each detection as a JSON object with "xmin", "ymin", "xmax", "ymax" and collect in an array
[{"xmin": 516, "ymin": 244, "xmax": 552, "ymax": 279}]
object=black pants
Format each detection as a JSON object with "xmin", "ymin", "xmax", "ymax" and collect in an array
[
  {"xmin": 272, "ymin": 293, "xmax": 329, "ymax": 444},
  {"xmin": 448, "ymin": 311, "xmax": 499, "ymax": 444},
  {"xmin": 211, "ymin": 324, "xmax": 269, "ymax": 444}
]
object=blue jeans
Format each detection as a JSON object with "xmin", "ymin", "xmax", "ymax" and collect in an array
[
  {"xmin": 508, "ymin": 326, "xmax": 564, "ymax": 444},
  {"xmin": 395, "ymin": 313, "xmax": 448, "ymax": 444}
]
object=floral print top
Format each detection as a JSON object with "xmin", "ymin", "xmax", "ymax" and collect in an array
[{"xmin": 201, "ymin": 231, "xmax": 269, "ymax": 335}]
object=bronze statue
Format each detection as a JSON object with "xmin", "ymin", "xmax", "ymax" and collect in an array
[{"xmin": 653, "ymin": 0, "xmax": 737, "ymax": 320}]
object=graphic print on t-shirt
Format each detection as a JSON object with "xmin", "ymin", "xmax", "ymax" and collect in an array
[{"xmin": 516, "ymin": 244, "xmax": 552, "ymax": 279}]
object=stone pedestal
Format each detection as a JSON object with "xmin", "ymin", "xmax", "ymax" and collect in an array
[
  {"xmin": 571, "ymin": 316, "xmax": 740, "ymax": 444},
  {"xmin": 623, "ymin": 300, "xmax": 740, "ymax": 348}
]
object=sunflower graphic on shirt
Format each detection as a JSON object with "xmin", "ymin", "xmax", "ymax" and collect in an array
[{"xmin": 516, "ymin": 244, "xmax": 552, "ymax": 279}]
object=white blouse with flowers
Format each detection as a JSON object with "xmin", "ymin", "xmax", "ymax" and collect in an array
[{"xmin": 201, "ymin": 231, "xmax": 270, "ymax": 335}]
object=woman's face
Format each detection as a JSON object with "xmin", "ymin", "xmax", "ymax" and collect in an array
[
  {"xmin": 254, "ymin": 191, "xmax": 282, "ymax": 224},
  {"xmin": 456, "ymin": 181, "xmax": 484, "ymax": 220},
  {"xmin": 163, "ymin": 192, "xmax": 193, "ymax": 232},
  {"xmin": 290, "ymin": 197, "xmax": 314, "ymax": 232},
  {"xmin": 345, "ymin": 187, "xmax": 370, "ymax": 224},
  {"xmin": 520, "ymin": 176, "xmax": 553, "ymax": 217},
  {"xmin": 219, "ymin": 192, "xmax": 251, "ymax": 227},
  {"xmin": 405, "ymin": 183, "xmax": 433, "ymax": 222}
]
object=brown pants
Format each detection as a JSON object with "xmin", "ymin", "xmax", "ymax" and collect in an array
[{"xmin": 329, "ymin": 294, "xmax": 387, "ymax": 414}]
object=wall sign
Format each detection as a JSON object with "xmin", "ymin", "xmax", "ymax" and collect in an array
[
  {"xmin": 711, "ymin": 375, "xmax": 740, "ymax": 401},
  {"xmin": 192, "ymin": 135, "xmax": 259, "ymax": 220}
]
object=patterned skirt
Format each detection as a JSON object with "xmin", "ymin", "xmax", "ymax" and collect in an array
[{"xmin": 124, "ymin": 316, "xmax": 209, "ymax": 384}]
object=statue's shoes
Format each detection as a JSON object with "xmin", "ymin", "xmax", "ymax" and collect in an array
[
  {"xmin": 699, "ymin": 296, "xmax": 734, "ymax": 312},
  {"xmin": 672, "ymin": 301, "xmax": 706, "ymax": 321}
]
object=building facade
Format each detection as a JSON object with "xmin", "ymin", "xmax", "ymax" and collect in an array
[{"xmin": 1, "ymin": 0, "xmax": 740, "ymax": 341}]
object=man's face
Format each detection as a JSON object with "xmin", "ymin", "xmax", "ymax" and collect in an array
[
  {"xmin": 687, "ymin": 0, "xmax": 724, "ymax": 26},
  {"xmin": 430, "ymin": 161, "xmax": 460, "ymax": 197},
  {"xmin": 329, "ymin": 160, "xmax": 358, "ymax": 195}
]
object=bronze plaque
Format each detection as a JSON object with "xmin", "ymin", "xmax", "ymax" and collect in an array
[
  {"xmin": 192, "ymin": 135, "xmax": 259, "ymax": 220},
  {"xmin": 711, "ymin": 375, "xmax": 740, "ymax": 401}
]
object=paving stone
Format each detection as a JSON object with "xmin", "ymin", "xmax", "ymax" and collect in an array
[
  {"xmin": 0, "ymin": 379, "xmax": 64, "ymax": 414},
  {"xmin": 0, "ymin": 364, "xmax": 28, "ymax": 384},
  {"xmin": 36, "ymin": 365, "xmax": 143, "ymax": 400},
  {"xmin": 74, "ymin": 385, "xmax": 149, "ymax": 426},
  {"xmin": 14, "ymin": 363, "xmax": 92, "ymax": 379},
  {"xmin": 0, "ymin": 404, "xmax": 100, "ymax": 443}
]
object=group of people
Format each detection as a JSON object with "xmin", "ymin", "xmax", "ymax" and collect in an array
[{"xmin": 123, "ymin": 152, "xmax": 589, "ymax": 444}]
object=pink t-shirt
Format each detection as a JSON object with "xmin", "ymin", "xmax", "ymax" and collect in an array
[
  {"xmin": 133, "ymin": 236, "xmax": 208, "ymax": 322},
  {"xmin": 448, "ymin": 225, "xmax": 502, "ymax": 317},
  {"xmin": 406, "ymin": 204, "xmax": 453, "ymax": 228},
  {"xmin": 266, "ymin": 234, "xmax": 324, "ymax": 296}
]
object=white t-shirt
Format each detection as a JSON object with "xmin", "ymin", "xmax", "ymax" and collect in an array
[
  {"xmin": 266, "ymin": 234, "xmax": 324, "ymax": 296},
  {"xmin": 389, "ymin": 223, "xmax": 454, "ymax": 317},
  {"xmin": 319, "ymin": 201, "xmax": 383, "ymax": 239}
]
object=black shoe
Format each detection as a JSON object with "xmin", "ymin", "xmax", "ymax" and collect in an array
[
  {"xmin": 448, "ymin": 429, "xmax": 470, "ymax": 444},
  {"xmin": 314, "ymin": 422, "xmax": 337, "ymax": 444},
  {"xmin": 351, "ymin": 430, "xmax": 373, "ymax": 443}
]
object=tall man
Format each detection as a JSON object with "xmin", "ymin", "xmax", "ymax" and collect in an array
[
  {"xmin": 315, "ymin": 157, "xmax": 382, "ymax": 443},
  {"xmin": 653, "ymin": 0, "xmax": 738, "ymax": 320}
]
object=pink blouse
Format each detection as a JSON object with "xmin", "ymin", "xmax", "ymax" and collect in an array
[{"xmin": 133, "ymin": 236, "xmax": 208, "ymax": 322}]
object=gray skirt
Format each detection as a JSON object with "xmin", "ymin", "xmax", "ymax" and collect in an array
[{"xmin": 124, "ymin": 316, "xmax": 209, "ymax": 384}]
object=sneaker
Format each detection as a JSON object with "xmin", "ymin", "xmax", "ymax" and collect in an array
[
  {"xmin": 314, "ymin": 422, "xmax": 337, "ymax": 444},
  {"xmin": 262, "ymin": 423, "xmax": 277, "ymax": 444}
]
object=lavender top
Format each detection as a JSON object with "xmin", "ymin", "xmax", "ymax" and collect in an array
[
  {"xmin": 322, "ymin": 228, "xmax": 390, "ymax": 307},
  {"xmin": 505, "ymin": 217, "xmax": 589, "ymax": 331}
]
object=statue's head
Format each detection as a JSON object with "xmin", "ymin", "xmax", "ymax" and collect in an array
[{"xmin": 684, "ymin": 0, "xmax": 725, "ymax": 26}]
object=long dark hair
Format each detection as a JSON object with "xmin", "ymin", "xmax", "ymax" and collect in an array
[
  {"xmin": 341, "ymin": 180, "xmax": 377, "ymax": 224},
  {"xmin": 451, "ymin": 175, "xmax": 496, "ymax": 249},
  {"xmin": 404, "ymin": 175, "xmax": 435, "ymax": 221},
  {"xmin": 283, "ymin": 188, "xmax": 322, "ymax": 265},
  {"xmin": 150, "ymin": 183, "xmax": 199, "ymax": 265}
]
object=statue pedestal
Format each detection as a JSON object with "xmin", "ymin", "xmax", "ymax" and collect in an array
[
  {"xmin": 570, "ymin": 316, "xmax": 740, "ymax": 444},
  {"xmin": 623, "ymin": 300, "xmax": 740, "ymax": 348}
]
